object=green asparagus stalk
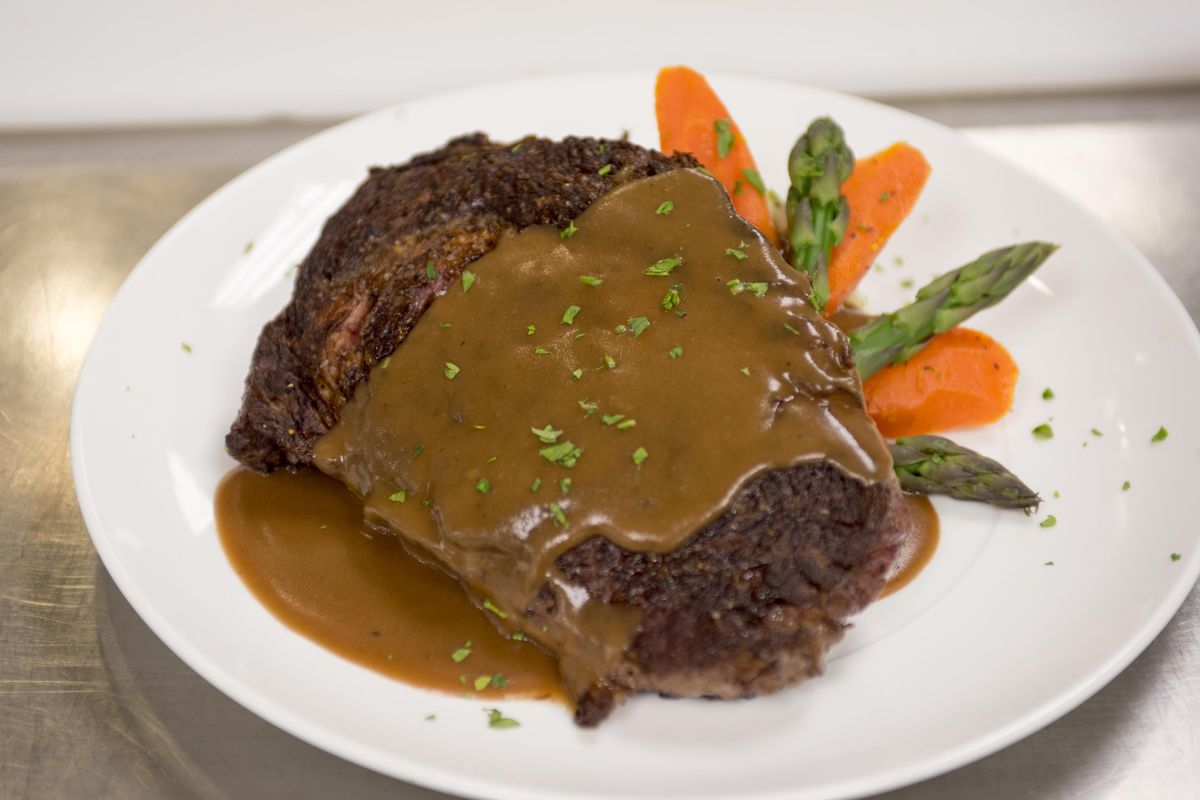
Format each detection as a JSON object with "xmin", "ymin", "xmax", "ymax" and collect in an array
[
  {"xmin": 889, "ymin": 435, "xmax": 1040, "ymax": 510},
  {"xmin": 786, "ymin": 117, "xmax": 854, "ymax": 312},
  {"xmin": 849, "ymin": 241, "xmax": 1057, "ymax": 380}
]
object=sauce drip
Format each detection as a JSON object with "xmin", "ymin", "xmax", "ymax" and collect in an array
[
  {"xmin": 312, "ymin": 168, "xmax": 895, "ymax": 695},
  {"xmin": 215, "ymin": 467, "xmax": 565, "ymax": 701},
  {"xmin": 881, "ymin": 494, "xmax": 939, "ymax": 597}
]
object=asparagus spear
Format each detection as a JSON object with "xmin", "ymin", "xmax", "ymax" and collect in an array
[
  {"xmin": 786, "ymin": 117, "xmax": 854, "ymax": 311},
  {"xmin": 849, "ymin": 241, "xmax": 1057, "ymax": 380},
  {"xmin": 890, "ymin": 435, "xmax": 1040, "ymax": 510}
]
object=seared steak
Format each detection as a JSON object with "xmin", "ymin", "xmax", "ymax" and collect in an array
[{"xmin": 226, "ymin": 135, "xmax": 909, "ymax": 725}]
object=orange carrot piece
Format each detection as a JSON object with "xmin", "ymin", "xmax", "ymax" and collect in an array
[
  {"xmin": 826, "ymin": 142, "xmax": 931, "ymax": 314},
  {"xmin": 863, "ymin": 327, "xmax": 1017, "ymax": 439},
  {"xmin": 655, "ymin": 66, "xmax": 778, "ymax": 245}
]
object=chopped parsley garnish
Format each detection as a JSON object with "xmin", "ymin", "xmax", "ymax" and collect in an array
[
  {"xmin": 741, "ymin": 168, "xmax": 765, "ymax": 196},
  {"xmin": 713, "ymin": 118, "xmax": 735, "ymax": 158},
  {"xmin": 461, "ymin": 270, "xmax": 476, "ymax": 293},
  {"xmin": 598, "ymin": 164, "xmax": 613, "ymax": 176},
  {"xmin": 627, "ymin": 316, "xmax": 651, "ymax": 337},
  {"xmin": 632, "ymin": 447, "xmax": 648, "ymax": 467},
  {"xmin": 725, "ymin": 247, "xmax": 748, "ymax": 261},
  {"xmin": 668, "ymin": 345, "xmax": 684, "ymax": 359},
  {"xmin": 425, "ymin": 262, "xmax": 436, "ymax": 279},
  {"xmin": 601, "ymin": 414, "xmax": 624, "ymax": 426},
  {"xmin": 1042, "ymin": 387, "xmax": 1054, "ymax": 400},
  {"xmin": 381, "ymin": 356, "xmax": 391, "ymax": 369},
  {"xmin": 181, "ymin": 342, "xmax": 192, "ymax": 353},
  {"xmin": 474, "ymin": 675, "xmax": 493, "ymax": 691},
  {"xmin": 578, "ymin": 399, "xmax": 599, "ymax": 416},
  {"xmin": 548, "ymin": 501, "xmax": 568, "ymax": 526},
  {"xmin": 562, "ymin": 305, "xmax": 581, "ymax": 325},
  {"xmin": 388, "ymin": 490, "xmax": 406, "ymax": 503},
  {"xmin": 1091, "ymin": 428, "xmax": 1103, "ymax": 437},
  {"xmin": 425, "ymin": 714, "xmax": 436, "ymax": 721},
  {"xmin": 484, "ymin": 708, "xmax": 520, "ymax": 730},
  {"xmin": 511, "ymin": 632, "xmax": 527, "ymax": 641},
  {"xmin": 726, "ymin": 279, "xmax": 768, "ymax": 297},
  {"xmin": 560, "ymin": 220, "xmax": 578, "ymax": 239},
  {"xmin": 243, "ymin": 240, "xmax": 254, "ymax": 254},
  {"xmin": 483, "ymin": 599, "xmax": 508, "ymax": 619},
  {"xmin": 1171, "ymin": 552, "xmax": 1182, "ymax": 562},
  {"xmin": 540, "ymin": 441, "xmax": 582, "ymax": 468},
  {"xmin": 533, "ymin": 347, "xmax": 551, "ymax": 356},
  {"xmin": 531, "ymin": 424, "xmax": 563, "ymax": 443},
  {"xmin": 492, "ymin": 674, "xmax": 509, "ymax": 688},
  {"xmin": 616, "ymin": 419, "xmax": 637, "ymax": 430},
  {"xmin": 645, "ymin": 257, "xmax": 682, "ymax": 277},
  {"xmin": 900, "ymin": 278, "xmax": 915, "ymax": 289},
  {"xmin": 1040, "ymin": 515, "xmax": 1057, "ymax": 528},
  {"xmin": 530, "ymin": 477, "xmax": 542, "ymax": 492},
  {"xmin": 602, "ymin": 355, "xmax": 616, "ymax": 369},
  {"xmin": 1152, "ymin": 426, "xmax": 1169, "ymax": 442},
  {"xmin": 656, "ymin": 200, "xmax": 674, "ymax": 216},
  {"xmin": 527, "ymin": 324, "xmax": 536, "ymax": 336},
  {"xmin": 440, "ymin": 322, "xmax": 452, "ymax": 328},
  {"xmin": 660, "ymin": 284, "xmax": 683, "ymax": 311},
  {"xmin": 784, "ymin": 322, "xmax": 800, "ymax": 336},
  {"xmin": 1122, "ymin": 480, "xmax": 1131, "ymax": 491},
  {"xmin": 571, "ymin": 368, "xmax": 583, "ymax": 380},
  {"xmin": 580, "ymin": 275, "xmax": 604, "ymax": 286},
  {"xmin": 1032, "ymin": 423, "xmax": 1053, "ymax": 439},
  {"xmin": 451, "ymin": 641, "xmax": 472, "ymax": 662},
  {"xmin": 740, "ymin": 367, "xmax": 751, "ymax": 376},
  {"xmin": 1044, "ymin": 561, "xmax": 1055, "ymax": 567},
  {"xmin": 473, "ymin": 424, "xmax": 486, "ymax": 430},
  {"xmin": 475, "ymin": 478, "xmax": 491, "ymax": 494},
  {"xmin": 559, "ymin": 478, "xmax": 571, "ymax": 494},
  {"xmin": 879, "ymin": 191, "xmax": 891, "ymax": 202},
  {"xmin": 443, "ymin": 362, "xmax": 461, "ymax": 380}
]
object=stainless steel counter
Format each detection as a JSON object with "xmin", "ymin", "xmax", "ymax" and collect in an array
[{"xmin": 2, "ymin": 88, "xmax": 1198, "ymax": 799}]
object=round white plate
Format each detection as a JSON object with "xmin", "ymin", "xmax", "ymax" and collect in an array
[{"xmin": 71, "ymin": 73, "xmax": 1200, "ymax": 800}]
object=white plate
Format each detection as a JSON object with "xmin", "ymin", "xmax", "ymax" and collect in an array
[{"xmin": 71, "ymin": 73, "xmax": 1200, "ymax": 800}]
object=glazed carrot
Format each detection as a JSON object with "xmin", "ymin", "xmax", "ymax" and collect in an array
[
  {"xmin": 655, "ymin": 66, "xmax": 778, "ymax": 245},
  {"xmin": 826, "ymin": 142, "xmax": 931, "ymax": 314},
  {"xmin": 863, "ymin": 327, "xmax": 1017, "ymax": 439}
]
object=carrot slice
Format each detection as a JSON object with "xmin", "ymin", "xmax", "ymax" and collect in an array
[
  {"xmin": 827, "ymin": 142, "xmax": 931, "ymax": 314},
  {"xmin": 863, "ymin": 327, "xmax": 1017, "ymax": 439},
  {"xmin": 655, "ymin": 66, "xmax": 778, "ymax": 245}
]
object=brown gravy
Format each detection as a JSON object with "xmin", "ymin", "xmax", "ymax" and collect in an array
[
  {"xmin": 882, "ymin": 494, "xmax": 940, "ymax": 598},
  {"xmin": 215, "ymin": 466, "xmax": 565, "ymax": 702}
]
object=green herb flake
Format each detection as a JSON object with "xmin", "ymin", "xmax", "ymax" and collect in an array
[
  {"xmin": 616, "ymin": 419, "xmax": 637, "ymax": 430},
  {"xmin": 726, "ymin": 279, "xmax": 768, "ymax": 297},
  {"xmin": 1032, "ymin": 423, "xmax": 1054, "ymax": 440},
  {"xmin": 440, "ymin": 321, "xmax": 452, "ymax": 328},
  {"xmin": 548, "ymin": 501, "xmax": 568, "ymax": 526},
  {"xmin": 559, "ymin": 477, "xmax": 572, "ymax": 495},
  {"xmin": 741, "ymin": 168, "xmax": 765, "ymax": 196},
  {"xmin": 1044, "ymin": 561, "xmax": 1055, "ymax": 567},
  {"xmin": 578, "ymin": 399, "xmax": 599, "ymax": 416},
  {"xmin": 1040, "ymin": 515, "xmax": 1057, "ymax": 528},
  {"xmin": 668, "ymin": 345, "xmax": 684, "ymax": 359},
  {"xmin": 714, "ymin": 118, "xmax": 735, "ymax": 158},
  {"xmin": 475, "ymin": 478, "xmax": 491, "ymax": 494},
  {"xmin": 1152, "ymin": 426, "xmax": 1169, "ymax": 443},
  {"xmin": 656, "ymin": 200, "xmax": 674, "ymax": 216},
  {"xmin": 483, "ymin": 599, "xmax": 507, "ymax": 619},
  {"xmin": 474, "ymin": 675, "xmax": 493, "ymax": 691},
  {"xmin": 421, "ymin": 499, "xmax": 432, "ymax": 507},
  {"xmin": 243, "ymin": 240, "xmax": 254, "ymax": 254},
  {"xmin": 894, "ymin": 256, "xmax": 905, "ymax": 266},
  {"xmin": 492, "ymin": 674, "xmax": 509, "ymax": 688},
  {"xmin": 1091, "ymin": 428, "xmax": 1104, "ymax": 437},
  {"xmin": 660, "ymin": 284, "xmax": 683, "ymax": 310},
  {"xmin": 899, "ymin": 278, "xmax": 915, "ymax": 290},
  {"xmin": 725, "ymin": 247, "xmax": 748, "ymax": 261},
  {"xmin": 632, "ymin": 447, "xmax": 649, "ymax": 467},
  {"xmin": 461, "ymin": 270, "xmax": 476, "ymax": 293},
  {"xmin": 473, "ymin": 424, "xmax": 487, "ymax": 430},
  {"xmin": 645, "ymin": 257, "xmax": 682, "ymax": 277},
  {"xmin": 571, "ymin": 368, "xmax": 584, "ymax": 381},
  {"xmin": 1053, "ymin": 490, "xmax": 1061, "ymax": 499},
  {"xmin": 530, "ymin": 477, "xmax": 542, "ymax": 492},
  {"xmin": 598, "ymin": 164, "xmax": 613, "ymax": 176},
  {"xmin": 562, "ymin": 305, "xmax": 582, "ymax": 325},
  {"xmin": 784, "ymin": 323, "xmax": 800, "ymax": 336},
  {"xmin": 531, "ymin": 424, "xmax": 563, "ymax": 444},
  {"xmin": 181, "ymin": 342, "xmax": 192, "ymax": 353},
  {"xmin": 580, "ymin": 275, "xmax": 604, "ymax": 286},
  {"xmin": 627, "ymin": 316, "xmax": 651, "ymax": 337},
  {"xmin": 695, "ymin": 166, "xmax": 714, "ymax": 177},
  {"xmin": 484, "ymin": 708, "xmax": 521, "ymax": 730},
  {"xmin": 1042, "ymin": 387, "xmax": 1055, "ymax": 400},
  {"xmin": 511, "ymin": 632, "xmax": 528, "ymax": 641},
  {"xmin": 381, "ymin": 356, "xmax": 391, "ymax": 370},
  {"xmin": 533, "ymin": 347, "xmax": 550, "ymax": 356},
  {"xmin": 425, "ymin": 714, "xmax": 436, "ymax": 721},
  {"xmin": 451, "ymin": 641, "xmax": 472, "ymax": 663},
  {"xmin": 527, "ymin": 324, "xmax": 536, "ymax": 336},
  {"xmin": 560, "ymin": 220, "xmax": 578, "ymax": 239},
  {"xmin": 388, "ymin": 490, "xmax": 407, "ymax": 503},
  {"xmin": 540, "ymin": 441, "xmax": 582, "ymax": 468},
  {"xmin": 601, "ymin": 414, "xmax": 624, "ymax": 426},
  {"xmin": 603, "ymin": 355, "xmax": 616, "ymax": 370},
  {"xmin": 740, "ymin": 367, "xmax": 751, "ymax": 377},
  {"xmin": 444, "ymin": 362, "xmax": 461, "ymax": 380},
  {"xmin": 879, "ymin": 191, "xmax": 891, "ymax": 203},
  {"xmin": 1171, "ymin": 552, "xmax": 1182, "ymax": 562},
  {"xmin": 425, "ymin": 262, "xmax": 437, "ymax": 279},
  {"xmin": 1122, "ymin": 480, "xmax": 1132, "ymax": 491}
]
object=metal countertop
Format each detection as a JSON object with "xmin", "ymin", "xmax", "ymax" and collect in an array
[{"xmin": 2, "ymin": 88, "xmax": 1197, "ymax": 799}]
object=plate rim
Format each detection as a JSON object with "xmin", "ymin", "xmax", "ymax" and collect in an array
[{"xmin": 70, "ymin": 69, "xmax": 1200, "ymax": 800}]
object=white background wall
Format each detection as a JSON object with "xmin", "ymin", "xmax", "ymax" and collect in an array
[{"xmin": 3, "ymin": 0, "xmax": 1199, "ymax": 130}]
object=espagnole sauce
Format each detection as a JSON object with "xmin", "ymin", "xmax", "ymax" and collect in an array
[
  {"xmin": 312, "ymin": 168, "xmax": 895, "ymax": 697},
  {"xmin": 215, "ymin": 467, "xmax": 565, "ymax": 701},
  {"xmin": 881, "ymin": 494, "xmax": 939, "ymax": 598}
]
